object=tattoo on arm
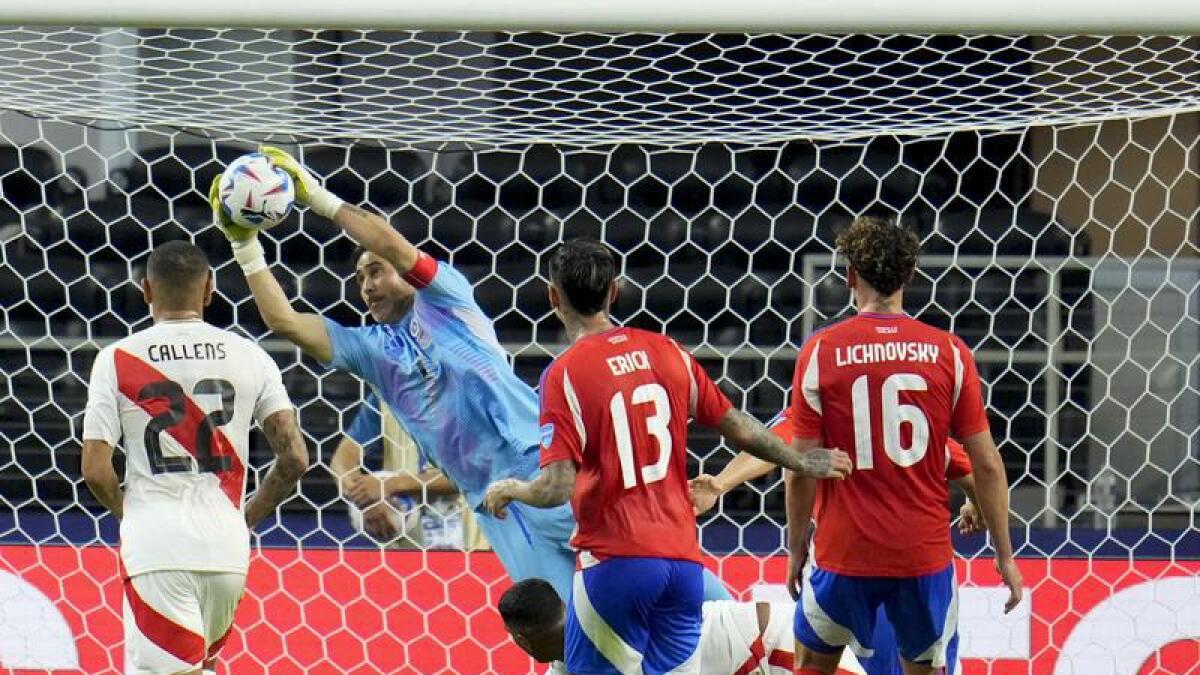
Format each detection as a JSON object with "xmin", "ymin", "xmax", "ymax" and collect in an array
[
  {"xmin": 519, "ymin": 460, "xmax": 576, "ymax": 508},
  {"xmin": 719, "ymin": 409, "xmax": 804, "ymax": 472},
  {"xmin": 245, "ymin": 410, "xmax": 309, "ymax": 529}
]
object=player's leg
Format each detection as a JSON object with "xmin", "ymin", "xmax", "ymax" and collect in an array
[
  {"xmin": 476, "ymin": 503, "xmax": 574, "ymax": 601},
  {"xmin": 123, "ymin": 571, "xmax": 207, "ymax": 675},
  {"xmin": 196, "ymin": 572, "xmax": 247, "ymax": 667},
  {"xmin": 793, "ymin": 566, "xmax": 881, "ymax": 675},
  {"xmin": 855, "ymin": 605, "xmax": 904, "ymax": 675},
  {"xmin": 881, "ymin": 563, "xmax": 957, "ymax": 675},
  {"xmin": 494, "ymin": 500, "xmax": 579, "ymax": 601},
  {"xmin": 641, "ymin": 559, "xmax": 704, "ymax": 674},
  {"xmin": 565, "ymin": 557, "xmax": 673, "ymax": 674}
]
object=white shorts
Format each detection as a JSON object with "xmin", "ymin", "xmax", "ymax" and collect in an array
[{"xmin": 122, "ymin": 570, "xmax": 246, "ymax": 675}]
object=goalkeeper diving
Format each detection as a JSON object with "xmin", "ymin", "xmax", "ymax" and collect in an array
[{"xmin": 209, "ymin": 147, "xmax": 732, "ymax": 602}]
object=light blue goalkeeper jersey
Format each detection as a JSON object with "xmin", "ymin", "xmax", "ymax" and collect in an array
[{"xmin": 323, "ymin": 262, "xmax": 541, "ymax": 509}]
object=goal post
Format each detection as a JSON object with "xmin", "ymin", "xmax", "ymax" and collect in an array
[{"xmin": 0, "ymin": 18, "xmax": 1196, "ymax": 675}]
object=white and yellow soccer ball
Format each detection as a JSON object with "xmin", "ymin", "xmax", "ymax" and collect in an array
[{"xmin": 217, "ymin": 152, "xmax": 295, "ymax": 229}]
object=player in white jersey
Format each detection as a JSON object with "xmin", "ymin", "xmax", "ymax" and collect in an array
[
  {"xmin": 82, "ymin": 241, "xmax": 309, "ymax": 675},
  {"xmin": 497, "ymin": 578, "xmax": 868, "ymax": 675}
]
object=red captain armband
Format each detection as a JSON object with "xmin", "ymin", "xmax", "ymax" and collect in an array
[{"xmin": 403, "ymin": 252, "xmax": 438, "ymax": 289}]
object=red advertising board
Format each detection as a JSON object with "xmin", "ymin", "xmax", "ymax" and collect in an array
[{"xmin": 1, "ymin": 546, "xmax": 1197, "ymax": 674}]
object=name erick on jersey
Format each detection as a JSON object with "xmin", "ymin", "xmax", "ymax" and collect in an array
[
  {"xmin": 323, "ymin": 254, "xmax": 541, "ymax": 509},
  {"xmin": 539, "ymin": 327, "xmax": 733, "ymax": 563},
  {"xmin": 791, "ymin": 313, "xmax": 989, "ymax": 577},
  {"xmin": 82, "ymin": 320, "xmax": 293, "ymax": 577}
]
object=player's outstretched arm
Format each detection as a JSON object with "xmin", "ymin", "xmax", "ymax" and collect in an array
[
  {"xmin": 714, "ymin": 409, "xmax": 851, "ymax": 480},
  {"xmin": 81, "ymin": 440, "xmax": 123, "ymax": 520},
  {"xmin": 330, "ymin": 435, "xmax": 367, "ymax": 496},
  {"xmin": 951, "ymin": 473, "xmax": 986, "ymax": 534},
  {"xmin": 245, "ymin": 409, "xmax": 310, "ymax": 529},
  {"xmin": 260, "ymin": 146, "xmax": 420, "ymax": 278},
  {"xmin": 691, "ymin": 452, "xmax": 777, "ymax": 515},
  {"xmin": 209, "ymin": 175, "xmax": 334, "ymax": 362},
  {"xmin": 961, "ymin": 430, "xmax": 1022, "ymax": 613},
  {"xmin": 784, "ymin": 456, "xmax": 818, "ymax": 600},
  {"xmin": 345, "ymin": 469, "xmax": 458, "ymax": 507},
  {"xmin": 482, "ymin": 460, "xmax": 576, "ymax": 519}
]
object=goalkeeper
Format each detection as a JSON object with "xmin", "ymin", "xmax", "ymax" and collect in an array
[{"xmin": 209, "ymin": 147, "xmax": 733, "ymax": 602}]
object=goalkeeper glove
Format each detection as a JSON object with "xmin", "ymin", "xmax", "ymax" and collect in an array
[
  {"xmin": 259, "ymin": 145, "xmax": 344, "ymax": 220},
  {"xmin": 209, "ymin": 174, "xmax": 268, "ymax": 276}
]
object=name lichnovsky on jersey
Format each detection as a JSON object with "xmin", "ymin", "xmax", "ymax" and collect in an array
[
  {"xmin": 147, "ymin": 342, "xmax": 228, "ymax": 362},
  {"xmin": 834, "ymin": 341, "xmax": 939, "ymax": 367}
]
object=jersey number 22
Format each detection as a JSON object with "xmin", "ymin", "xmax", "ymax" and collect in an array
[{"xmin": 137, "ymin": 378, "xmax": 236, "ymax": 475}]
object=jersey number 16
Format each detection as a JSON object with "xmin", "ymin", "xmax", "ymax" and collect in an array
[{"xmin": 851, "ymin": 373, "xmax": 931, "ymax": 469}]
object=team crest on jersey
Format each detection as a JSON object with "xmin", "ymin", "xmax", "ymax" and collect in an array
[
  {"xmin": 540, "ymin": 423, "xmax": 554, "ymax": 449},
  {"xmin": 409, "ymin": 317, "xmax": 432, "ymax": 348}
]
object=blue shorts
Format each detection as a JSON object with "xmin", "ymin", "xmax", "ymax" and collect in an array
[
  {"xmin": 858, "ymin": 605, "xmax": 960, "ymax": 675},
  {"xmin": 795, "ymin": 563, "xmax": 958, "ymax": 670},
  {"xmin": 566, "ymin": 557, "xmax": 703, "ymax": 675},
  {"xmin": 475, "ymin": 502, "xmax": 731, "ymax": 604}
]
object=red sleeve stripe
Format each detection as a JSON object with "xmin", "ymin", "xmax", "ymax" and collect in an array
[
  {"xmin": 123, "ymin": 577, "xmax": 206, "ymax": 666},
  {"xmin": 114, "ymin": 349, "xmax": 246, "ymax": 507},
  {"xmin": 403, "ymin": 252, "xmax": 438, "ymax": 289}
]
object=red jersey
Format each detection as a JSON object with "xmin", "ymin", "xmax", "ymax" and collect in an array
[
  {"xmin": 769, "ymin": 408, "xmax": 972, "ymax": 481},
  {"xmin": 790, "ymin": 314, "xmax": 989, "ymax": 577},
  {"xmin": 768, "ymin": 408, "xmax": 972, "ymax": 521},
  {"xmin": 539, "ymin": 327, "xmax": 733, "ymax": 563}
]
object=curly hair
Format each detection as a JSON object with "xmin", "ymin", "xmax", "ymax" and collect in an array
[{"xmin": 835, "ymin": 216, "xmax": 920, "ymax": 297}]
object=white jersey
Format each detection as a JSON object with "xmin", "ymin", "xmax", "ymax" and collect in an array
[
  {"xmin": 82, "ymin": 319, "xmax": 293, "ymax": 577},
  {"xmin": 699, "ymin": 601, "xmax": 794, "ymax": 675},
  {"xmin": 546, "ymin": 601, "xmax": 797, "ymax": 675}
]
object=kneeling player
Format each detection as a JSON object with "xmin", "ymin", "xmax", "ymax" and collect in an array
[
  {"xmin": 499, "ymin": 578, "xmax": 871, "ymax": 675},
  {"xmin": 82, "ymin": 242, "xmax": 309, "ymax": 674}
]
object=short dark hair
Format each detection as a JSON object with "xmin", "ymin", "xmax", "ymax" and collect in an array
[
  {"xmin": 548, "ymin": 238, "xmax": 617, "ymax": 316},
  {"xmin": 145, "ymin": 240, "xmax": 211, "ymax": 294},
  {"xmin": 498, "ymin": 579, "xmax": 563, "ymax": 630},
  {"xmin": 835, "ymin": 216, "xmax": 920, "ymax": 296},
  {"xmin": 352, "ymin": 244, "xmax": 369, "ymax": 268}
]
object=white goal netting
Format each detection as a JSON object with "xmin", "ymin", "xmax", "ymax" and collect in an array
[{"xmin": 0, "ymin": 28, "xmax": 1197, "ymax": 675}]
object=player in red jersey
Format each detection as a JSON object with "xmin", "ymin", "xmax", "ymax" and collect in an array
[
  {"xmin": 785, "ymin": 217, "xmax": 1021, "ymax": 675},
  {"xmin": 484, "ymin": 238, "xmax": 851, "ymax": 674},
  {"xmin": 690, "ymin": 407, "xmax": 985, "ymax": 675}
]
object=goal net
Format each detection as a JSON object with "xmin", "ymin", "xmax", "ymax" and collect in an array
[{"xmin": 0, "ymin": 27, "xmax": 1197, "ymax": 674}]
